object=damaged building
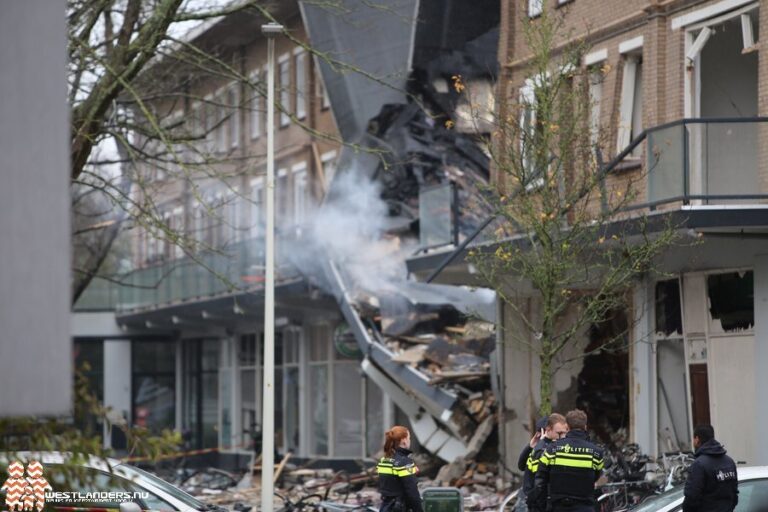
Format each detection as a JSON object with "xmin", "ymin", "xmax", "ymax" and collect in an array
[
  {"xmin": 407, "ymin": 0, "xmax": 768, "ymax": 473},
  {"xmin": 72, "ymin": 0, "xmax": 506, "ymax": 479}
]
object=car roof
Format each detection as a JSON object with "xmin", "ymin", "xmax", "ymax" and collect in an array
[
  {"xmin": 737, "ymin": 466, "xmax": 768, "ymax": 480},
  {"xmin": 0, "ymin": 451, "xmax": 125, "ymax": 472}
]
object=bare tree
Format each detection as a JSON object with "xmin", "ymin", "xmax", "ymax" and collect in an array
[{"xmin": 466, "ymin": 9, "xmax": 678, "ymax": 415}]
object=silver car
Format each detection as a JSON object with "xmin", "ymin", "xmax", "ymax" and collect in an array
[
  {"xmin": 0, "ymin": 452, "xmax": 224, "ymax": 512},
  {"xmin": 631, "ymin": 466, "xmax": 768, "ymax": 512}
]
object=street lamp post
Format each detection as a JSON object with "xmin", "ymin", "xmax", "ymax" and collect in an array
[{"xmin": 260, "ymin": 21, "xmax": 282, "ymax": 512}]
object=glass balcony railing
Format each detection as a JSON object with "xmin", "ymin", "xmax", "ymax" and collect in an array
[
  {"xmin": 646, "ymin": 118, "xmax": 767, "ymax": 207},
  {"xmin": 74, "ymin": 277, "xmax": 120, "ymax": 311},
  {"xmin": 115, "ymin": 233, "xmax": 301, "ymax": 313},
  {"xmin": 419, "ymin": 183, "xmax": 458, "ymax": 249}
]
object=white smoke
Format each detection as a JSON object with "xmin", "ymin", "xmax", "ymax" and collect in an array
[{"xmin": 290, "ymin": 168, "xmax": 412, "ymax": 295}]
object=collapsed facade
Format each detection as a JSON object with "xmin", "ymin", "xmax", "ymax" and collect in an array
[{"xmin": 73, "ymin": 0, "xmax": 504, "ymax": 470}]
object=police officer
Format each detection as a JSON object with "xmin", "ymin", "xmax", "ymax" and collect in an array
[
  {"xmin": 377, "ymin": 426, "xmax": 423, "ymax": 512},
  {"xmin": 531, "ymin": 409, "xmax": 604, "ymax": 512},
  {"xmin": 516, "ymin": 413, "xmax": 568, "ymax": 512},
  {"xmin": 682, "ymin": 424, "xmax": 738, "ymax": 512}
]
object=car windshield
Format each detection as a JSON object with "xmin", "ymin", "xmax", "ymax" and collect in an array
[
  {"xmin": 631, "ymin": 487, "xmax": 684, "ymax": 512},
  {"xmin": 116, "ymin": 463, "xmax": 207, "ymax": 510}
]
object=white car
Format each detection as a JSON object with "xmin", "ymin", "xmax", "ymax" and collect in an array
[
  {"xmin": 631, "ymin": 466, "xmax": 768, "ymax": 512},
  {"xmin": 0, "ymin": 452, "xmax": 227, "ymax": 512}
]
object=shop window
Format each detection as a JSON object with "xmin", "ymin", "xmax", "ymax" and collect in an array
[
  {"xmin": 132, "ymin": 341, "xmax": 175, "ymax": 434},
  {"xmin": 74, "ymin": 340, "xmax": 104, "ymax": 437},
  {"xmin": 182, "ymin": 339, "xmax": 219, "ymax": 449},
  {"xmin": 707, "ymin": 271, "xmax": 754, "ymax": 332}
]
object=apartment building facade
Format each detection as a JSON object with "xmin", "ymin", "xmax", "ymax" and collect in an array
[
  {"xmin": 500, "ymin": 0, "xmax": 768, "ymax": 467},
  {"xmin": 407, "ymin": 0, "xmax": 768, "ymax": 470},
  {"xmin": 73, "ymin": 4, "xmax": 393, "ymax": 466}
]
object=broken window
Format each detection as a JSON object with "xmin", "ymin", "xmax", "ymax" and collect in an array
[
  {"xmin": 588, "ymin": 66, "xmax": 604, "ymax": 147},
  {"xmin": 617, "ymin": 53, "xmax": 643, "ymax": 155},
  {"xmin": 528, "ymin": 0, "xmax": 542, "ymax": 18},
  {"xmin": 657, "ymin": 339, "xmax": 691, "ymax": 451},
  {"xmin": 655, "ymin": 279, "xmax": 682, "ymax": 337},
  {"xmin": 707, "ymin": 271, "xmax": 754, "ymax": 332}
]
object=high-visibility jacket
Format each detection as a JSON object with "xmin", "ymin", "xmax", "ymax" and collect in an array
[
  {"xmin": 522, "ymin": 437, "xmax": 555, "ymax": 511},
  {"xmin": 377, "ymin": 447, "xmax": 423, "ymax": 512},
  {"xmin": 531, "ymin": 429, "xmax": 604, "ymax": 509}
]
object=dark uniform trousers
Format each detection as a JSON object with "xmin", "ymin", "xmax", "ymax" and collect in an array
[{"xmin": 531, "ymin": 430, "xmax": 604, "ymax": 512}]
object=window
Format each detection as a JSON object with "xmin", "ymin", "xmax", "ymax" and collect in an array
[
  {"xmin": 321, "ymin": 150, "xmax": 337, "ymax": 188},
  {"xmin": 707, "ymin": 271, "xmax": 754, "ymax": 333},
  {"xmin": 528, "ymin": 0, "xmax": 543, "ymax": 17},
  {"xmin": 226, "ymin": 188, "xmax": 241, "ymax": 243},
  {"xmin": 519, "ymin": 82, "xmax": 543, "ymax": 189},
  {"xmin": 317, "ymin": 67, "xmax": 330, "ymax": 110},
  {"xmin": 250, "ymin": 71, "xmax": 261, "ymax": 139},
  {"xmin": 734, "ymin": 478, "xmax": 768, "ymax": 511},
  {"xmin": 132, "ymin": 341, "xmax": 175, "ymax": 434},
  {"xmin": 215, "ymin": 92, "xmax": 227, "ymax": 152},
  {"xmin": 617, "ymin": 54, "xmax": 643, "ymax": 155},
  {"xmin": 204, "ymin": 95, "xmax": 216, "ymax": 151},
  {"xmin": 189, "ymin": 101, "xmax": 203, "ymax": 140},
  {"xmin": 292, "ymin": 162, "xmax": 309, "ymax": 223},
  {"xmin": 249, "ymin": 178, "xmax": 264, "ymax": 237},
  {"xmin": 308, "ymin": 324, "xmax": 330, "ymax": 456},
  {"xmin": 278, "ymin": 54, "xmax": 291, "ymax": 127},
  {"xmin": 277, "ymin": 168, "xmax": 289, "ymax": 222},
  {"xmin": 228, "ymin": 85, "xmax": 240, "ymax": 148},
  {"xmin": 588, "ymin": 67, "xmax": 604, "ymax": 147},
  {"xmin": 239, "ymin": 333, "xmax": 259, "ymax": 449},
  {"xmin": 294, "ymin": 48, "xmax": 307, "ymax": 120},
  {"xmin": 172, "ymin": 206, "xmax": 184, "ymax": 258}
]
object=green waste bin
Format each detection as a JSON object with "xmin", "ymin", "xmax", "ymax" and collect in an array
[{"xmin": 422, "ymin": 487, "xmax": 463, "ymax": 512}]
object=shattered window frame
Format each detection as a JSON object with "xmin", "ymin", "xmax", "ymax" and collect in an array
[
  {"xmin": 654, "ymin": 278, "xmax": 683, "ymax": 339},
  {"xmin": 706, "ymin": 270, "xmax": 754, "ymax": 333},
  {"xmin": 528, "ymin": 0, "xmax": 543, "ymax": 18}
]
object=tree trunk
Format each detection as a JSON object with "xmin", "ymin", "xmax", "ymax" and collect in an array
[{"xmin": 539, "ymin": 349, "xmax": 553, "ymax": 416}]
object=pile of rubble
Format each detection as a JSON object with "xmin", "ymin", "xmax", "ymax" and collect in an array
[{"xmin": 193, "ymin": 461, "xmax": 510, "ymax": 511}]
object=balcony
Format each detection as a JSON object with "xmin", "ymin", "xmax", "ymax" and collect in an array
[
  {"xmin": 407, "ymin": 118, "xmax": 768, "ymax": 281},
  {"xmin": 116, "ymin": 234, "xmax": 301, "ymax": 313},
  {"xmin": 644, "ymin": 118, "xmax": 768, "ymax": 208}
]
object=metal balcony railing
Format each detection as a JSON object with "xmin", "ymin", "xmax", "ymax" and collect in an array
[{"xmin": 421, "ymin": 117, "xmax": 768, "ymax": 282}]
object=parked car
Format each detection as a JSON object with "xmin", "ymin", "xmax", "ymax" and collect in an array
[
  {"xmin": 0, "ymin": 452, "xmax": 230, "ymax": 512},
  {"xmin": 631, "ymin": 466, "xmax": 768, "ymax": 512}
]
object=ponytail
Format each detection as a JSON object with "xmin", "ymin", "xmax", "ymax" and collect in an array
[{"xmin": 383, "ymin": 425, "xmax": 409, "ymax": 457}]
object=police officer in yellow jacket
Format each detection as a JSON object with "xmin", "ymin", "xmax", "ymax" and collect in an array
[
  {"xmin": 377, "ymin": 426, "xmax": 423, "ymax": 512},
  {"xmin": 531, "ymin": 409, "xmax": 604, "ymax": 512}
]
